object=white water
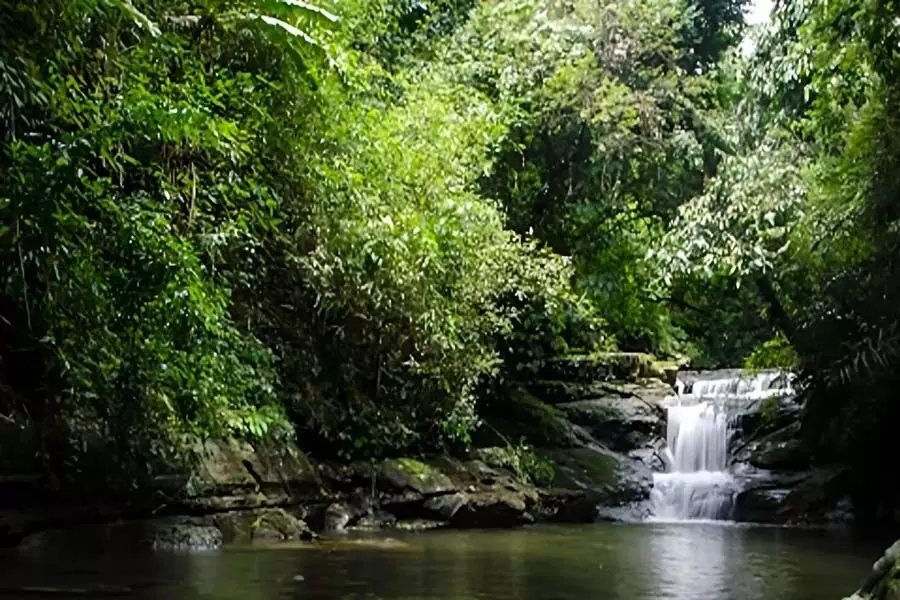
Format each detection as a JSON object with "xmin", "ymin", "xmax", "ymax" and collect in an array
[{"xmin": 650, "ymin": 371, "xmax": 793, "ymax": 521}]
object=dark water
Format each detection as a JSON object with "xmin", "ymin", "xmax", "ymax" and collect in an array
[{"xmin": 0, "ymin": 523, "xmax": 880, "ymax": 600}]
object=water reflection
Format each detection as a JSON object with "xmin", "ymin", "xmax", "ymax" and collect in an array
[{"xmin": 0, "ymin": 523, "xmax": 879, "ymax": 600}]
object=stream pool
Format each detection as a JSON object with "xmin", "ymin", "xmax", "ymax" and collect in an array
[{"xmin": 0, "ymin": 522, "xmax": 881, "ymax": 600}]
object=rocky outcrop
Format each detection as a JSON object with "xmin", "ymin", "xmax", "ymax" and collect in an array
[
  {"xmin": 843, "ymin": 539, "xmax": 900, "ymax": 599},
  {"xmin": 1, "ymin": 353, "xmax": 678, "ymax": 548}
]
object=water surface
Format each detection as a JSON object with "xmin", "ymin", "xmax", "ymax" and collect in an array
[{"xmin": 0, "ymin": 523, "xmax": 878, "ymax": 600}]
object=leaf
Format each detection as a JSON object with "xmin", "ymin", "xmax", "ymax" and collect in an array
[
  {"xmin": 274, "ymin": 0, "xmax": 339, "ymax": 23},
  {"xmin": 256, "ymin": 14, "xmax": 319, "ymax": 47},
  {"xmin": 107, "ymin": 0, "xmax": 161, "ymax": 36}
]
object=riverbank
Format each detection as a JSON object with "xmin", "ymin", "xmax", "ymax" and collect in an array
[{"xmin": 0, "ymin": 358, "xmax": 862, "ymax": 551}]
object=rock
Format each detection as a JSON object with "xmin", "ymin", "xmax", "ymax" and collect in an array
[
  {"xmin": 138, "ymin": 517, "xmax": 223, "ymax": 551},
  {"xmin": 557, "ymin": 393, "xmax": 665, "ymax": 453},
  {"xmin": 844, "ymin": 539, "xmax": 900, "ymax": 600},
  {"xmin": 480, "ymin": 388, "xmax": 585, "ymax": 448},
  {"xmin": 450, "ymin": 490, "xmax": 534, "ymax": 528},
  {"xmin": 394, "ymin": 520, "xmax": 447, "ymax": 531},
  {"xmin": 733, "ymin": 465, "xmax": 851, "ymax": 525},
  {"xmin": 535, "ymin": 489, "xmax": 598, "ymax": 523},
  {"xmin": 423, "ymin": 493, "xmax": 468, "ymax": 520},
  {"xmin": 323, "ymin": 503, "xmax": 353, "ymax": 532},
  {"xmin": 734, "ymin": 401, "xmax": 801, "ymax": 439},
  {"xmin": 352, "ymin": 510, "xmax": 397, "ymax": 530},
  {"xmin": 748, "ymin": 438, "xmax": 809, "ymax": 470},
  {"xmin": 189, "ymin": 438, "xmax": 321, "ymax": 503},
  {"xmin": 732, "ymin": 422, "xmax": 810, "ymax": 471},
  {"xmin": 214, "ymin": 508, "xmax": 315, "ymax": 542},
  {"xmin": 542, "ymin": 445, "xmax": 652, "ymax": 507},
  {"xmin": 380, "ymin": 490, "xmax": 427, "ymax": 520},
  {"xmin": 734, "ymin": 487, "xmax": 792, "ymax": 523},
  {"xmin": 381, "ymin": 459, "xmax": 456, "ymax": 496}
]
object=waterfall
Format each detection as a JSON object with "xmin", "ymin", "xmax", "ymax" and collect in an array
[{"xmin": 649, "ymin": 370, "xmax": 793, "ymax": 521}]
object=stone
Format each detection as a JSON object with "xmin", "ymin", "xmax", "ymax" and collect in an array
[
  {"xmin": 449, "ymin": 491, "xmax": 533, "ymax": 528},
  {"xmin": 423, "ymin": 493, "xmax": 468, "ymax": 520},
  {"xmin": 535, "ymin": 489, "xmax": 598, "ymax": 523},
  {"xmin": 748, "ymin": 438, "xmax": 809, "ymax": 471},
  {"xmin": 844, "ymin": 539, "xmax": 900, "ymax": 600},
  {"xmin": 733, "ymin": 487, "xmax": 791, "ymax": 523},
  {"xmin": 352, "ymin": 510, "xmax": 397, "ymax": 530},
  {"xmin": 323, "ymin": 503, "xmax": 353, "ymax": 532},
  {"xmin": 541, "ymin": 445, "xmax": 652, "ymax": 507},
  {"xmin": 557, "ymin": 394, "xmax": 664, "ymax": 453},
  {"xmin": 733, "ymin": 465, "xmax": 851, "ymax": 525},
  {"xmin": 188, "ymin": 438, "xmax": 321, "ymax": 503},
  {"xmin": 479, "ymin": 388, "xmax": 585, "ymax": 448},
  {"xmin": 140, "ymin": 517, "xmax": 223, "ymax": 551},
  {"xmin": 394, "ymin": 520, "xmax": 447, "ymax": 531},
  {"xmin": 381, "ymin": 459, "xmax": 456, "ymax": 496},
  {"xmin": 214, "ymin": 508, "xmax": 314, "ymax": 542}
]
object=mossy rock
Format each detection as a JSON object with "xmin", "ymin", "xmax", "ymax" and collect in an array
[
  {"xmin": 214, "ymin": 508, "xmax": 315, "ymax": 543},
  {"xmin": 845, "ymin": 539, "xmax": 900, "ymax": 600},
  {"xmin": 381, "ymin": 458, "xmax": 456, "ymax": 495},
  {"xmin": 478, "ymin": 387, "xmax": 584, "ymax": 449},
  {"xmin": 541, "ymin": 446, "xmax": 651, "ymax": 506}
]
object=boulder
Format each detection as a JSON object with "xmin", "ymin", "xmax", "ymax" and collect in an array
[
  {"xmin": 449, "ymin": 490, "xmax": 534, "ymax": 528},
  {"xmin": 541, "ymin": 445, "xmax": 652, "ymax": 507},
  {"xmin": 748, "ymin": 439, "xmax": 810, "ymax": 471},
  {"xmin": 188, "ymin": 438, "xmax": 321, "ymax": 504},
  {"xmin": 478, "ymin": 388, "xmax": 586, "ymax": 448},
  {"xmin": 732, "ymin": 465, "xmax": 851, "ymax": 525},
  {"xmin": 380, "ymin": 459, "xmax": 456, "ymax": 496},
  {"xmin": 844, "ymin": 539, "xmax": 900, "ymax": 600},
  {"xmin": 557, "ymin": 387, "xmax": 665, "ymax": 453},
  {"xmin": 213, "ymin": 508, "xmax": 315, "ymax": 542},
  {"xmin": 140, "ymin": 518, "xmax": 223, "ymax": 551}
]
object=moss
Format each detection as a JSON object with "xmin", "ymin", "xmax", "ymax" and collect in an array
[
  {"xmin": 381, "ymin": 458, "xmax": 455, "ymax": 495},
  {"xmin": 481, "ymin": 387, "xmax": 577, "ymax": 448}
]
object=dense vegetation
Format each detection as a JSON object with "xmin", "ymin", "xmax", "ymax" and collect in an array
[{"xmin": 1, "ymin": 0, "xmax": 899, "ymax": 521}]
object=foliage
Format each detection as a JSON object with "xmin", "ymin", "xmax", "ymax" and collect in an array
[
  {"xmin": 0, "ymin": 0, "xmax": 599, "ymax": 479},
  {"xmin": 743, "ymin": 334, "xmax": 798, "ymax": 370},
  {"xmin": 436, "ymin": 0, "xmax": 743, "ymax": 354},
  {"xmin": 19, "ymin": 0, "xmax": 900, "ymax": 518}
]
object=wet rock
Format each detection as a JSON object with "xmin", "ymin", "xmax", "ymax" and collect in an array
[
  {"xmin": 542, "ymin": 445, "xmax": 652, "ymax": 507},
  {"xmin": 142, "ymin": 517, "xmax": 223, "ymax": 551},
  {"xmin": 423, "ymin": 493, "xmax": 468, "ymax": 520},
  {"xmin": 734, "ymin": 487, "xmax": 791, "ymax": 523},
  {"xmin": 479, "ymin": 388, "xmax": 585, "ymax": 448},
  {"xmin": 733, "ymin": 465, "xmax": 851, "ymax": 525},
  {"xmin": 450, "ymin": 490, "xmax": 534, "ymax": 528},
  {"xmin": 557, "ymin": 393, "xmax": 665, "ymax": 453},
  {"xmin": 352, "ymin": 510, "xmax": 397, "ymax": 530},
  {"xmin": 214, "ymin": 508, "xmax": 315, "ymax": 542},
  {"xmin": 380, "ymin": 490, "xmax": 427, "ymax": 520},
  {"xmin": 394, "ymin": 519, "xmax": 447, "ymax": 531},
  {"xmin": 595, "ymin": 503, "xmax": 651, "ymax": 522},
  {"xmin": 189, "ymin": 438, "xmax": 321, "ymax": 504},
  {"xmin": 535, "ymin": 489, "xmax": 598, "ymax": 523},
  {"xmin": 381, "ymin": 459, "xmax": 456, "ymax": 496},
  {"xmin": 843, "ymin": 538, "xmax": 900, "ymax": 600},
  {"xmin": 748, "ymin": 438, "xmax": 809, "ymax": 471},
  {"xmin": 323, "ymin": 503, "xmax": 353, "ymax": 532}
]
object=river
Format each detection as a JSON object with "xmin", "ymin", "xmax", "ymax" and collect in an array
[{"xmin": 0, "ymin": 522, "xmax": 878, "ymax": 600}]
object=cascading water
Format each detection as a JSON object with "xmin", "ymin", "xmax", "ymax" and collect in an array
[{"xmin": 650, "ymin": 370, "xmax": 793, "ymax": 521}]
